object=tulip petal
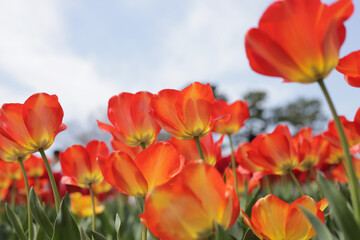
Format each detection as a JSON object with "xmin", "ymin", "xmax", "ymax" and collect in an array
[
  {"xmin": 141, "ymin": 182, "xmax": 211, "ymax": 240},
  {"xmin": 134, "ymin": 142, "xmax": 184, "ymax": 190},
  {"xmin": 0, "ymin": 103, "xmax": 36, "ymax": 152},
  {"xmin": 251, "ymin": 195, "xmax": 288, "ymax": 240},
  {"xmin": 286, "ymin": 196, "xmax": 320, "ymax": 240},
  {"xmin": 23, "ymin": 93, "xmax": 64, "ymax": 150},
  {"xmin": 98, "ymin": 151, "xmax": 148, "ymax": 197}
]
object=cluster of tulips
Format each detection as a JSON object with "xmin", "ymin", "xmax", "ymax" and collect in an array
[{"xmin": 1, "ymin": 0, "xmax": 360, "ymax": 239}]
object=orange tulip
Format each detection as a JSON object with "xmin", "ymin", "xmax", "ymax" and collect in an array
[
  {"xmin": 110, "ymin": 135, "xmax": 142, "ymax": 159},
  {"xmin": 225, "ymin": 167, "xmax": 260, "ymax": 197},
  {"xmin": 245, "ymin": 0, "xmax": 353, "ymax": 83},
  {"xmin": 293, "ymin": 128, "xmax": 328, "ymax": 171},
  {"xmin": 98, "ymin": 91, "xmax": 161, "ymax": 147},
  {"xmin": 332, "ymin": 157, "xmax": 360, "ymax": 183},
  {"xmin": 336, "ymin": 50, "xmax": 360, "ymax": 87},
  {"xmin": 98, "ymin": 142, "xmax": 184, "ymax": 197},
  {"xmin": 246, "ymin": 125, "xmax": 298, "ymax": 175},
  {"xmin": 140, "ymin": 161, "xmax": 239, "ymax": 240},
  {"xmin": 323, "ymin": 115, "xmax": 360, "ymax": 155},
  {"xmin": 60, "ymin": 140, "xmax": 109, "ymax": 188},
  {"xmin": 70, "ymin": 192, "xmax": 105, "ymax": 217},
  {"xmin": 0, "ymin": 161, "xmax": 22, "ymax": 181},
  {"xmin": 212, "ymin": 99, "xmax": 249, "ymax": 135},
  {"xmin": 242, "ymin": 195, "xmax": 328, "ymax": 240},
  {"xmin": 168, "ymin": 133, "xmax": 224, "ymax": 166},
  {"xmin": 0, "ymin": 93, "xmax": 66, "ymax": 154},
  {"xmin": 24, "ymin": 155, "xmax": 46, "ymax": 178},
  {"xmin": 151, "ymin": 82, "xmax": 216, "ymax": 140},
  {"xmin": 236, "ymin": 142, "xmax": 266, "ymax": 173}
]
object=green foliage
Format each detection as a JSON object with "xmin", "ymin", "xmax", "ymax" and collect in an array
[
  {"xmin": 114, "ymin": 214, "xmax": 121, "ymax": 240},
  {"xmin": 29, "ymin": 188, "xmax": 54, "ymax": 238},
  {"xmin": 319, "ymin": 175, "xmax": 360, "ymax": 240},
  {"xmin": 5, "ymin": 204, "xmax": 27, "ymax": 240},
  {"xmin": 242, "ymin": 229, "xmax": 259, "ymax": 240},
  {"xmin": 52, "ymin": 193, "xmax": 81, "ymax": 240},
  {"xmin": 215, "ymin": 223, "xmax": 233, "ymax": 240},
  {"xmin": 90, "ymin": 230, "xmax": 106, "ymax": 240},
  {"xmin": 300, "ymin": 207, "xmax": 334, "ymax": 240}
]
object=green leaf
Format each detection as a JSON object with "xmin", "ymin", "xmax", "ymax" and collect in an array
[
  {"xmin": 35, "ymin": 226, "xmax": 50, "ymax": 240},
  {"xmin": 79, "ymin": 227, "xmax": 89, "ymax": 240},
  {"xmin": 5, "ymin": 204, "xmax": 27, "ymax": 240},
  {"xmin": 300, "ymin": 207, "xmax": 334, "ymax": 240},
  {"xmin": 52, "ymin": 193, "xmax": 81, "ymax": 240},
  {"xmin": 215, "ymin": 224, "xmax": 233, "ymax": 240},
  {"xmin": 29, "ymin": 188, "xmax": 54, "ymax": 238},
  {"xmin": 115, "ymin": 213, "xmax": 121, "ymax": 240},
  {"xmin": 319, "ymin": 175, "xmax": 360, "ymax": 240},
  {"xmin": 90, "ymin": 231, "xmax": 106, "ymax": 240},
  {"xmin": 244, "ymin": 186, "xmax": 260, "ymax": 216},
  {"xmin": 242, "ymin": 228, "xmax": 259, "ymax": 240}
]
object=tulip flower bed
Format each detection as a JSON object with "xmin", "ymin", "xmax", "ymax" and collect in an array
[{"xmin": 1, "ymin": 0, "xmax": 360, "ymax": 239}]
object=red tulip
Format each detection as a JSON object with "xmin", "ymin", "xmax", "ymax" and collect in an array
[
  {"xmin": 168, "ymin": 133, "xmax": 224, "ymax": 166},
  {"xmin": 246, "ymin": 125, "xmax": 298, "ymax": 175},
  {"xmin": 110, "ymin": 135, "xmax": 142, "ymax": 159},
  {"xmin": 332, "ymin": 157, "xmax": 360, "ymax": 183},
  {"xmin": 293, "ymin": 128, "xmax": 328, "ymax": 171},
  {"xmin": 70, "ymin": 192, "xmax": 104, "ymax": 217},
  {"xmin": 60, "ymin": 140, "xmax": 109, "ymax": 188},
  {"xmin": 98, "ymin": 91, "xmax": 161, "ymax": 147},
  {"xmin": 0, "ymin": 161, "xmax": 22, "ymax": 181},
  {"xmin": 323, "ymin": 115, "xmax": 360, "ymax": 155},
  {"xmin": 242, "ymin": 195, "xmax": 328, "ymax": 240},
  {"xmin": 151, "ymin": 82, "xmax": 216, "ymax": 140},
  {"xmin": 24, "ymin": 155, "xmax": 46, "ymax": 178},
  {"xmin": 212, "ymin": 99, "xmax": 249, "ymax": 135},
  {"xmin": 245, "ymin": 0, "xmax": 353, "ymax": 83},
  {"xmin": 0, "ymin": 93, "xmax": 66, "ymax": 154},
  {"xmin": 225, "ymin": 167, "xmax": 260, "ymax": 197},
  {"xmin": 98, "ymin": 142, "xmax": 184, "ymax": 197},
  {"xmin": 140, "ymin": 161, "xmax": 239, "ymax": 240},
  {"xmin": 336, "ymin": 50, "xmax": 360, "ymax": 87}
]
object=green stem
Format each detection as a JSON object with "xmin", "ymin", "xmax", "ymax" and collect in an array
[
  {"xmin": 140, "ymin": 142, "xmax": 146, "ymax": 150},
  {"xmin": 318, "ymin": 79, "xmax": 360, "ymax": 224},
  {"xmin": 194, "ymin": 136, "xmax": 205, "ymax": 161},
  {"xmin": 141, "ymin": 197, "xmax": 147, "ymax": 240},
  {"xmin": 227, "ymin": 134, "xmax": 240, "ymax": 199},
  {"xmin": 264, "ymin": 175, "xmax": 274, "ymax": 195},
  {"xmin": 288, "ymin": 170, "xmax": 305, "ymax": 196},
  {"xmin": 309, "ymin": 168, "xmax": 324, "ymax": 199},
  {"xmin": 89, "ymin": 184, "xmax": 96, "ymax": 236},
  {"xmin": 18, "ymin": 158, "xmax": 33, "ymax": 240},
  {"xmin": 38, "ymin": 147, "xmax": 60, "ymax": 213},
  {"xmin": 10, "ymin": 180, "xmax": 16, "ymax": 210}
]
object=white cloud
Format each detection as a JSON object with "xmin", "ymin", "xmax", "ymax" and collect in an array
[{"xmin": 0, "ymin": 0, "xmax": 117, "ymax": 124}]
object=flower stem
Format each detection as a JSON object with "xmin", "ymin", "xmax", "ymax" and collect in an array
[
  {"xmin": 140, "ymin": 142, "xmax": 146, "ymax": 150},
  {"xmin": 10, "ymin": 180, "xmax": 16, "ymax": 209},
  {"xmin": 318, "ymin": 78, "xmax": 360, "ymax": 224},
  {"xmin": 228, "ymin": 134, "xmax": 240, "ymax": 199},
  {"xmin": 89, "ymin": 183, "xmax": 96, "ymax": 237},
  {"xmin": 309, "ymin": 168, "xmax": 324, "ymax": 199},
  {"xmin": 142, "ymin": 221, "xmax": 147, "ymax": 240},
  {"xmin": 39, "ymin": 147, "xmax": 60, "ymax": 213},
  {"xmin": 264, "ymin": 175, "xmax": 274, "ymax": 195},
  {"xmin": 18, "ymin": 158, "xmax": 33, "ymax": 240},
  {"xmin": 194, "ymin": 136, "xmax": 205, "ymax": 161},
  {"xmin": 288, "ymin": 170, "xmax": 304, "ymax": 196},
  {"xmin": 141, "ymin": 197, "xmax": 147, "ymax": 240}
]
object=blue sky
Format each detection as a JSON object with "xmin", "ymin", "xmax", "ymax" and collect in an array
[{"xmin": 0, "ymin": 0, "xmax": 359, "ymax": 148}]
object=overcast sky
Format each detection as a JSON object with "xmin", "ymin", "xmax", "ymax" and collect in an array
[{"xmin": 0, "ymin": 0, "xmax": 359, "ymax": 149}]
